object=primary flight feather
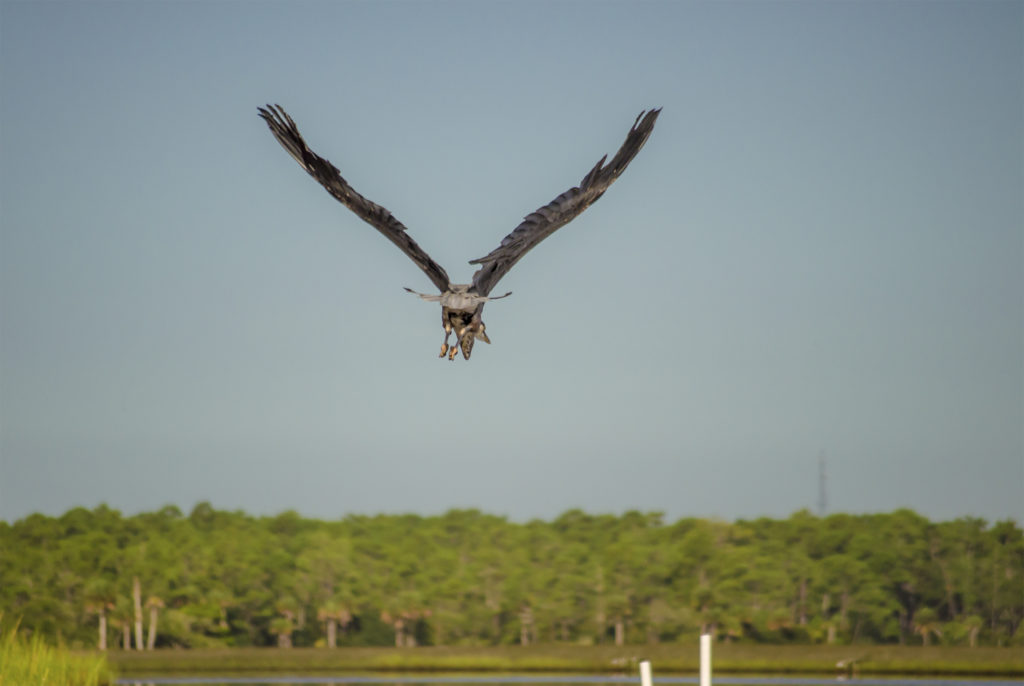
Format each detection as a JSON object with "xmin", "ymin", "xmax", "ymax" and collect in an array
[{"xmin": 258, "ymin": 104, "xmax": 660, "ymax": 360}]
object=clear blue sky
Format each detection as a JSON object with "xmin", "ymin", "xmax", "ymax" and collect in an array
[{"xmin": 1, "ymin": 0, "xmax": 1021, "ymax": 525}]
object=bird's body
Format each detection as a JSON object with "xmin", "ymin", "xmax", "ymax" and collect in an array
[
  {"xmin": 404, "ymin": 284, "xmax": 506, "ymax": 359},
  {"xmin": 258, "ymin": 104, "xmax": 660, "ymax": 360}
]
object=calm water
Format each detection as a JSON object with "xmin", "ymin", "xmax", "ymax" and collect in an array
[{"xmin": 114, "ymin": 675, "xmax": 1024, "ymax": 686}]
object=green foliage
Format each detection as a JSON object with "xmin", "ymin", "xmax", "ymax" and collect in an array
[
  {"xmin": 2, "ymin": 505, "xmax": 1021, "ymax": 652},
  {"xmin": 0, "ymin": 622, "xmax": 113, "ymax": 685}
]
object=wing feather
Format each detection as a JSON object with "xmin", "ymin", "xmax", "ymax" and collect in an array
[
  {"xmin": 258, "ymin": 104, "xmax": 451, "ymax": 293},
  {"xmin": 470, "ymin": 109, "xmax": 660, "ymax": 296}
]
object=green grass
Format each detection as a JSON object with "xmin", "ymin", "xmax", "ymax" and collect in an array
[
  {"xmin": 0, "ymin": 627, "xmax": 113, "ymax": 686},
  {"xmin": 107, "ymin": 643, "xmax": 1024, "ymax": 678}
]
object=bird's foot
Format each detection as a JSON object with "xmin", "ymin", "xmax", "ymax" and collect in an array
[
  {"xmin": 448, "ymin": 345, "xmax": 459, "ymax": 361},
  {"xmin": 439, "ymin": 343, "xmax": 449, "ymax": 358}
]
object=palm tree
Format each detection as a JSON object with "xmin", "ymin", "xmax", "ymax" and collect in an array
[
  {"xmin": 145, "ymin": 596, "xmax": 165, "ymax": 649},
  {"xmin": 84, "ymin": 599, "xmax": 113, "ymax": 650},
  {"xmin": 964, "ymin": 614, "xmax": 983, "ymax": 647},
  {"xmin": 317, "ymin": 599, "xmax": 353, "ymax": 648},
  {"xmin": 207, "ymin": 588, "xmax": 234, "ymax": 634},
  {"xmin": 269, "ymin": 612, "xmax": 294, "ymax": 648},
  {"xmin": 518, "ymin": 604, "xmax": 535, "ymax": 646},
  {"xmin": 716, "ymin": 613, "xmax": 742, "ymax": 643},
  {"xmin": 914, "ymin": 608, "xmax": 942, "ymax": 646},
  {"xmin": 822, "ymin": 616, "xmax": 839, "ymax": 644},
  {"xmin": 84, "ymin": 580, "xmax": 116, "ymax": 651},
  {"xmin": 380, "ymin": 610, "xmax": 406, "ymax": 647},
  {"xmin": 113, "ymin": 597, "xmax": 134, "ymax": 650},
  {"xmin": 132, "ymin": 576, "xmax": 144, "ymax": 651},
  {"xmin": 381, "ymin": 606, "xmax": 430, "ymax": 647}
]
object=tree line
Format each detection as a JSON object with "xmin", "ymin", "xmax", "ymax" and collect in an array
[{"xmin": 1, "ymin": 505, "xmax": 1020, "ymax": 650}]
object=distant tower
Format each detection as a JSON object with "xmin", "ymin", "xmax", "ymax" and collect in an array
[{"xmin": 817, "ymin": 451, "xmax": 827, "ymax": 517}]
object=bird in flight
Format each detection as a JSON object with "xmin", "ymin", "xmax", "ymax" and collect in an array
[{"xmin": 258, "ymin": 104, "xmax": 660, "ymax": 360}]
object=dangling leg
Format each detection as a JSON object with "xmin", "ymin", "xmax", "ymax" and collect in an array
[
  {"xmin": 448, "ymin": 325, "xmax": 464, "ymax": 360},
  {"xmin": 439, "ymin": 321, "xmax": 452, "ymax": 358},
  {"xmin": 448, "ymin": 327, "xmax": 464, "ymax": 360}
]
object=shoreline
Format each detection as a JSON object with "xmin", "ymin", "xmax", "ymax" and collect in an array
[{"xmin": 102, "ymin": 644, "xmax": 1024, "ymax": 679}]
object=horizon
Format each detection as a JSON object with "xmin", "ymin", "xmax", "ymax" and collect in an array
[{"xmin": 5, "ymin": 500, "xmax": 1019, "ymax": 528}]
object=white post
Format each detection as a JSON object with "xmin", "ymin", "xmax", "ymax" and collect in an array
[
  {"xmin": 699, "ymin": 633, "xmax": 712, "ymax": 686},
  {"xmin": 639, "ymin": 660, "xmax": 652, "ymax": 686}
]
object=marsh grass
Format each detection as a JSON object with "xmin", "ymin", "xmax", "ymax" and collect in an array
[
  {"xmin": 108, "ymin": 643, "xmax": 1023, "ymax": 678},
  {"xmin": 0, "ymin": 624, "xmax": 113, "ymax": 686}
]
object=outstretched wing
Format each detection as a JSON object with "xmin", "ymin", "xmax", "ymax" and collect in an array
[
  {"xmin": 470, "ymin": 109, "xmax": 660, "ymax": 297},
  {"xmin": 258, "ymin": 104, "xmax": 451, "ymax": 293}
]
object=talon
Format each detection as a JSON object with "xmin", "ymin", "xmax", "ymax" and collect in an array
[
  {"xmin": 448, "ymin": 345, "xmax": 459, "ymax": 361},
  {"xmin": 439, "ymin": 343, "xmax": 449, "ymax": 358}
]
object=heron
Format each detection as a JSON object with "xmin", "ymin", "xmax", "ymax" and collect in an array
[{"xmin": 258, "ymin": 104, "xmax": 660, "ymax": 360}]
